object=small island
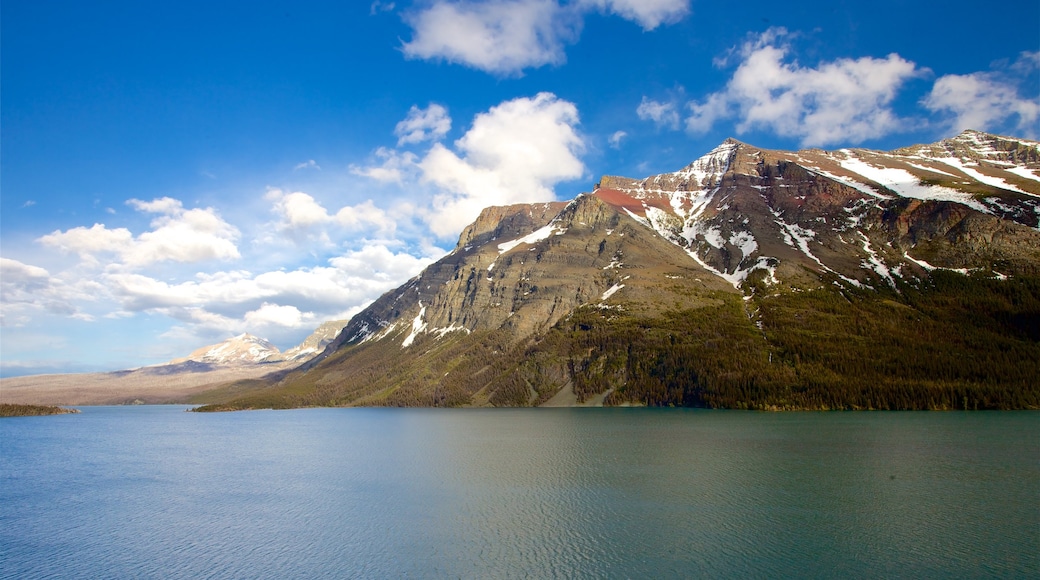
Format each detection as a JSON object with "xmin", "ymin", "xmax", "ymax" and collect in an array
[{"xmin": 0, "ymin": 404, "xmax": 80, "ymax": 417}]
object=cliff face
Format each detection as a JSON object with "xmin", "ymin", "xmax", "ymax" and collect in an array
[{"xmin": 200, "ymin": 131, "xmax": 1040, "ymax": 411}]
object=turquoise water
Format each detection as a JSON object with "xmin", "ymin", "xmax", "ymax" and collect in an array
[{"xmin": 2, "ymin": 407, "xmax": 1037, "ymax": 578}]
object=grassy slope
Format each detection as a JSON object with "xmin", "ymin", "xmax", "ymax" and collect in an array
[{"xmin": 194, "ymin": 271, "xmax": 1040, "ymax": 411}]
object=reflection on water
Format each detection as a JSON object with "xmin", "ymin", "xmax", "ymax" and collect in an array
[{"xmin": 2, "ymin": 407, "xmax": 1037, "ymax": 578}]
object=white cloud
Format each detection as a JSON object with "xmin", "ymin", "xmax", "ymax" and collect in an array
[
  {"xmin": 370, "ymin": 1, "xmax": 395, "ymax": 14},
  {"xmin": 0, "ymin": 258, "xmax": 100, "ymax": 325},
  {"xmin": 395, "ymin": 104, "xmax": 452, "ymax": 145},
  {"xmin": 294, "ymin": 159, "xmax": 321, "ymax": 171},
  {"xmin": 128, "ymin": 196, "xmax": 184, "ymax": 215},
  {"xmin": 37, "ymin": 223, "xmax": 133, "ymax": 262},
  {"xmin": 350, "ymin": 147, "xmax": 419, "ymax": 184},
  {"xmin": 400, "ymin": 0, "xmax": 690, "ymax": 76},
  {"xmin": 578, "ymin": 0, "xmax": 688, "ymax": 30},
  {"xmin": 244, "ymin": 303, "xmax": 315, "ymax": 328},
  {"xmin": 267, "ymin": 190, "xmax": 331, "ymax": 229},
  {"xmin": 681, "ymin": 28, "xmax": 922, "ymax": 146},
  {"xmin": 353, "ymin": 93, "xmax": 586, "ymax": 237},
  {"xmin": 38, "ymin": 198, "xmax": 240, "ymax": 268},
  {"xmin": 265, "ymin": 189, "xmax": 396, "ymax": 241},
  {"xmin": 923, "ymin": 51, "xmax": 1040, "ymax": 137},
  {"xmin": 401, "ymin": 0, "xmax": 577, "ymax": 75},
  {"xmin": 126, "ymin": 206, "xmax": 240, "ymax": 267},
  {"xmin": 608, "ymin": 130, "xmax": 627, "ymax": 148},
  {"xmin": 417, "ymin": 92, "xmax": 585, "ymax": 236},
  {"xmin": 102, "ymin": 244, "xmax": 438, "ymax": 332},
  {"xmin": 637, "ymin": 96, "xmax": 680, "ymax": 129}
]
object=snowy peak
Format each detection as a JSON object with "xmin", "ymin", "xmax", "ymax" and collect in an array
[
  {"xmin": 176, "ymin": 333, "xmax": 282, "ymax": 366},
  {"xmin": 299, "ymin": 132, "xmax": 1040, "ymax": 365},
  {"xmin": 784, "ymin": 131, "xmax": 1040, "ymax": 220},
  {"xmin": 590, "ymin": 132, "xmax": 1040, "ymax": 291}
]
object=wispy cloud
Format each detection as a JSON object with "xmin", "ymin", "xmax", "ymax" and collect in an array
[
  {"xmin": 637, "ymin": 97, "xmax": 681, "ymax": 130},
  {"xmin": 370, "ymin": 1, "xmax": 395, "ymax": 15},
  {"xmin": 395, "ymin": 103, "xmax": 451, "ymax": 145},
  {"xmin": 293, "ymin": 159, "xmax": 321, "ymax": 171},
  {"xmin": 608, "ymin": 130, "xmax": 627, "ymax": 148},
  {"xmin": 923, "ymin": 51, "xmax": 1040, "ymax": 138}
]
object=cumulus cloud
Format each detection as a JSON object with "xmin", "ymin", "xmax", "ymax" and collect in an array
[
  {"xmin": 37, "ymin": 197, "xmax": 240, "ymax": 268},
  {"xmin": 923, "ymin": 51, "xmax": 1040, "ymax": 137},
  {"xmin": 675, "ymin": 28, "xmax": 923, "ymax": 146},
  {"xmin": 37, "ymin": 223, "xmax": 133, "ymax": 262},
  {"xmin": 265, "ymin": 189, "xmax": 396, "ymax": 242},
  {"xmin": 400, "ymin": 0, "xmax": 688, "ymax": 75},
  {"xmin": 578, "ymin": 0, "xmax": 689, "ymax": 30},
  {"xmin": 0, "ymin": 258, "xmax": 100, "ymax": 325},
  {"xmin": 401, "ymin": 0, "xmax": 576, "ymax": 75},
  {"xmin": 417, "ymin": 92, "xmax": 585, "ymax": 236},
  {"xmin": 126, "ymin": 204, "xmax": 240, "ymax": 267},
  {"xmin": 352, "ymin": 93, "xmax": 586, "ymax": 237},
  {"xmin": 103, "ymin": 244, "xmax": 438, "ymax": 330},
  {"xmin": 244, "ymin": 303, "xmax": 315, "ymax": 328},
  {"xmin": 395, "ymin": 103, "xmax": 452, "ymax": 145},
  {"xmin": 637, "ymin": 96, "xmax": 681, "ymax": 129}
]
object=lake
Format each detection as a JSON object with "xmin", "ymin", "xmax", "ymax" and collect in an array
[{"xmin": 1, "ymin": 407, "xmax": 1037, "ymax": 578}]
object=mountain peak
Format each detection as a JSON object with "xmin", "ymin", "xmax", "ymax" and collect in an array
[
  {"xmin": 174, "ymin": 333, "xmax": 282, "ymax": 366},
  {"xmin": 195, "ymin": 132, "xmax": 1040, "ymax": 411}
]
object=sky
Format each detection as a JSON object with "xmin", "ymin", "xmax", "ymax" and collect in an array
[{"xmin": 2, "ymin": 0, "xmax": 1038, "ymax": 376}]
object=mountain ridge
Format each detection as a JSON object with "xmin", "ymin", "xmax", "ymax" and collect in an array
[{"xmin": 194, "ymin": 130, "xmax": 1040, "ymax": 411}]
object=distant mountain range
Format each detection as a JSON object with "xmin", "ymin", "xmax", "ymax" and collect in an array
[
  {"xmin": 168, "ymin": 321, "xmax": 348, "ymax": 367},
  {"xmin": 0, "ymin": 321, "xmax": 346, "ymax": 406},
  {"xmin": 193, "ymin": 130, "xmax": 1040, "ymax": 411},
  {"xmin": 5, "ymin": 131, "xmax": 1038, "ymax": 409}
]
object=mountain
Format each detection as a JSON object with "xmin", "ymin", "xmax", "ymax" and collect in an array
[
  {"xmin": 172, "ymin": 333, "xmax": 282, "ymax": 366},
  {"xmin": 0, "ymin": 326, "xmax": 348, "ymax": 406},
  {"xmin": 281, "ymin": 320, "xmax": 349, "ymax": 362},
  {"xmin": 196, "ymin": 131, "xmax": 1040, "ymax": 411}
]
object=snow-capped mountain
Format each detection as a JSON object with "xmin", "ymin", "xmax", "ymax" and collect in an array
[
  {"xmin": 199, "ymin": 131, "xmax": 1040, "ymax": 411},
  {"xmin": 175, "ymin": 333, "xmax": 282, "ymax": 366},
  {"xmin": 597, "ymin": 130, "xmax": 1039, "ymax": 290}
]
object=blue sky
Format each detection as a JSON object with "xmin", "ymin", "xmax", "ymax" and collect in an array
[{"xmin": 2, "ymin": 0, "xmax": 1038, "ymax": 376}]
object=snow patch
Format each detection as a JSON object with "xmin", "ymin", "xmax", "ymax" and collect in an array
[
  {"xmin": 860, "ymin": 234, "xmax": 896, "ymax": 288},
  {"xmin": 432, "ymin": 325, "xmax": 470, "ymax": 338},
  {"xmin": 401, "ymin": 303, "xmax": 427, "ymax": 348},
  {"xmin": 601, "ymin": 283, "xmax": 624, "ymax": 301},
  {"xmin": 839, "ymin": 155, "xmax": 989, "ymax": 212},
  {"xmin": 1006, "ymin": 166, "xmax": 1040, "ymax": 184},
  {"xmin": 932, "ymin": 157, "xmax": 1037, "ymax": 197},
  {"xmin": 497, "ymin": 222, "xmax": 566, "ymax": 254}
]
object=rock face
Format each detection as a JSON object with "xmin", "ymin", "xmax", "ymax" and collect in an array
[
  {"xmin": 282, "ymin": 320, "xmax": 349, "ymax": 362},
  {"xmin": 202, "ymin": 131, "xmax": 1040, "ymax": 411}
]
